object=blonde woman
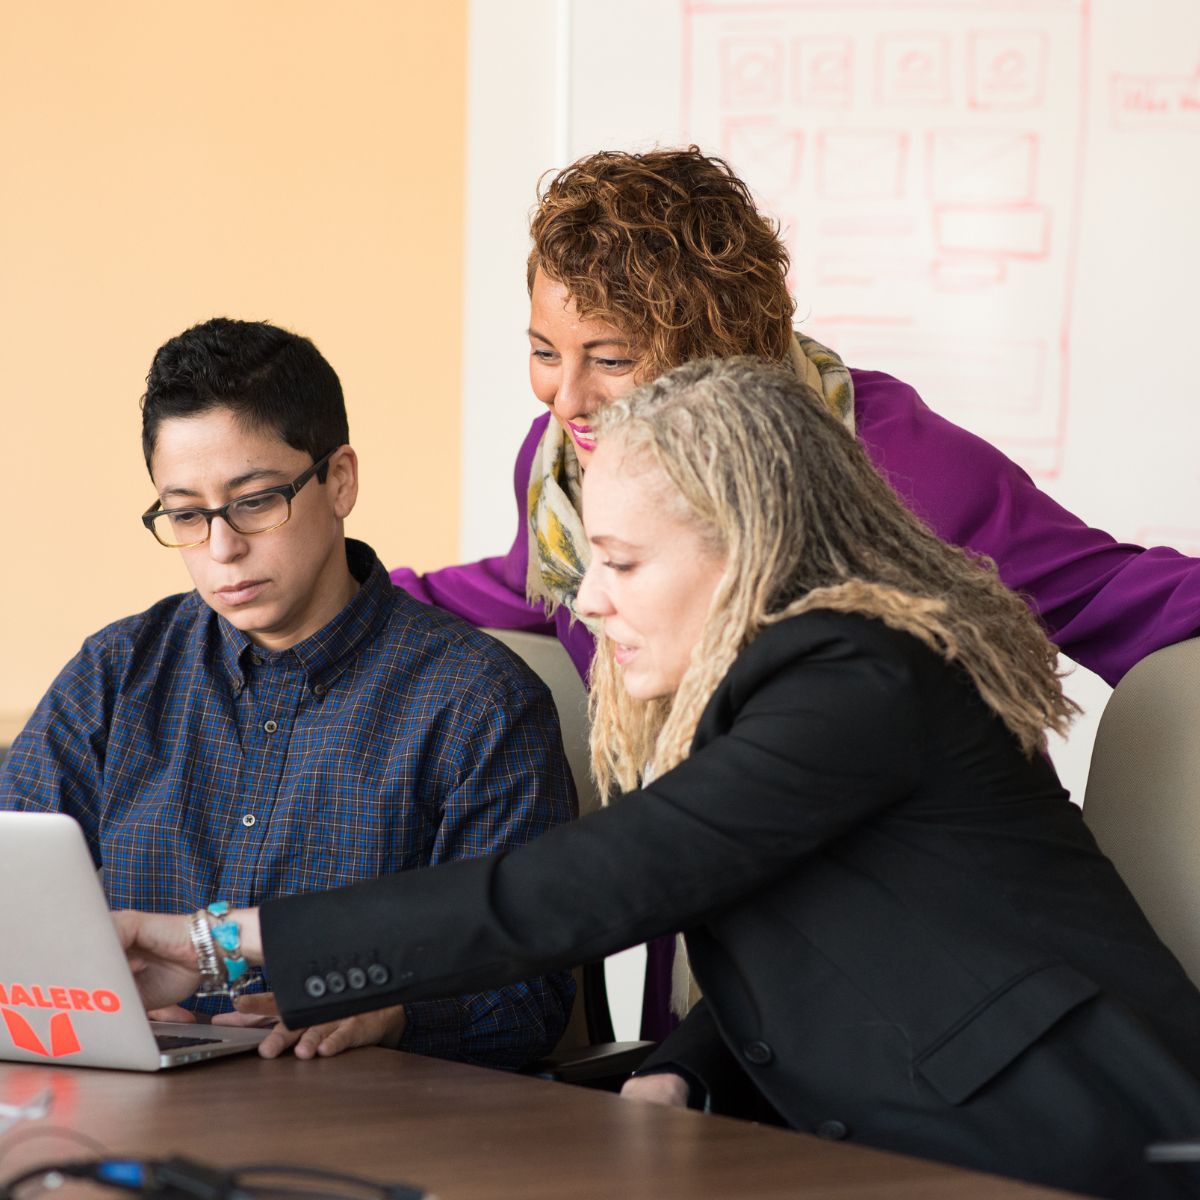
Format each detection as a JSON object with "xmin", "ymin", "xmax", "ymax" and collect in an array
[{"xmin": 120, "ymin": 360, "xmax": 1200, "ymax": 1198}]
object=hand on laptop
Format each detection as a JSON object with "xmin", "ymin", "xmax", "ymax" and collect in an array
[
  {"xmin": 148, "ymin": 1005, "xmax": 201, "ymax": 1023},
  {"xmin": 113, "ymin": 910, "xmax": 203, "ymax": 1011},
  {"xmin": 113, "ymin": 907, "xmax": 266, "ymax": 1010},
  {"xmin": 215, "ymin": 992, "xmax": 407, "ymax": 1059},
  {"xmin": 112, "ymin": 907, "xmax": 402, "ymax": 1059}
]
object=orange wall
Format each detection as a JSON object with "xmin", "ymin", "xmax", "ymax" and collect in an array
[{"xmin": 0, "ymin": 1, "xmax": 467, "ymax": 722}]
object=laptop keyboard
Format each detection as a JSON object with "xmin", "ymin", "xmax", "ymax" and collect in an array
[{"xmin": 155, "ymin": 1034, "xmax": 223, "ymax": 1051}]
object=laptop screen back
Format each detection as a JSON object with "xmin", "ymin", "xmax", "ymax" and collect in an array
[{"xmin": 0, "ymin": 812, "xmax": 160, "ymax": 1071}]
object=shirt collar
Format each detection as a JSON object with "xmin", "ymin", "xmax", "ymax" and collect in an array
[{"xmin": 216, "ymin": 539, "xmax": 393, "ymax": 692}]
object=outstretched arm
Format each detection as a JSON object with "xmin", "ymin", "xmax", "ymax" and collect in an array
[
  {"xmin": 257, "ymin": 629, "xmax": 921, "ymax": 1029},
  {"xmin": 116, "ymin": 625, "xmax": 921, "ymax": 1040}
]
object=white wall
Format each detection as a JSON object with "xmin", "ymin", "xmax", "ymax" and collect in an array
[{"xmin": 461, "ymin": 0, "xmax": 561, "ymax": 561}]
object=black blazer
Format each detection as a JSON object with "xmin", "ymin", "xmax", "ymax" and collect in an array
[{"xmin": 264, "ymin": 612, "xmax": 1200, "ymax": 1198}]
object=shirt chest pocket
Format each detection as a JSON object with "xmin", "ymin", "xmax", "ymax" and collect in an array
[{"xmin": 914, "ymin": 961, "xmax": 1100, "ymax": 1105}]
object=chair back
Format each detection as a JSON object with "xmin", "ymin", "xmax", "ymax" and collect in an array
[
  {"xmin": 486, "ymin": 629, "xmax": 658, "ymax": 1083},
  {"xmin": 483, "ymin": 629, "xmax": 608, "ymax": 1054},
  {"xmin": 1082, "ymin": 638, "xmax": 1200, "ymax": 988}
]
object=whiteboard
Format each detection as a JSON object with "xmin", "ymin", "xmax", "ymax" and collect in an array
[
  {"xmin": 686, "ymin": 3, "xmax": 1084, "ymax": 477},
  {"xmin": 461, "ymin": 0, "xmax": 1200, "ymax": 799}
]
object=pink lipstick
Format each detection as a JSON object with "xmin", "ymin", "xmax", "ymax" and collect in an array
[{"xmin": 568, "ymin": 421, "xmax": 597, "ymax": 452}]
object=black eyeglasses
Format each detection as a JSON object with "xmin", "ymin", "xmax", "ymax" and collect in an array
[{"xmin": 141, "ymin": 449, "xmax": 337, "ymax": 549}]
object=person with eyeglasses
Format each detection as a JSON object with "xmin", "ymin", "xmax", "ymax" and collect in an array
[{"xmin": 0, "ymin": 317, "xmax": 579, "ymax": 1070}]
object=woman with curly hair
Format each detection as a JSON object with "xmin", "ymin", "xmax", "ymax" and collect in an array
[
  {"xmin": 122, "ymin": 359, "xmax": 1200, "ymax": 1198},
  {"xmin": 394, "ymin": 146, "xmax": 1200, "ymax": 687},
  {"xmin": 390, "ymin": 146, "xmax": 1200, "ymax": 1038}
]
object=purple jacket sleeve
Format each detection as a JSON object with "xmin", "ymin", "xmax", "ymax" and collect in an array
[{"xmin": 854, "ymin": 369, "xmax": 1200, "ymax": 685}]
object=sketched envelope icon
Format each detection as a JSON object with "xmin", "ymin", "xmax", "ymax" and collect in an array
[
  {"xmin": 722, "ymin": 119, "xmax": 804, "ymax": 189},
  {"xmin": 928, "ymin": 131, "xmax": 1036, "ymax": 202},
  {"xmin": 817, "ymin": 130, "xmax": 907, "ymax": 199}
]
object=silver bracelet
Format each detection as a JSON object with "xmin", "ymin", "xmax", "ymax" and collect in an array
[{"xmin": 188, "ymin": 910, "xmax": 225, "ymax": 995}]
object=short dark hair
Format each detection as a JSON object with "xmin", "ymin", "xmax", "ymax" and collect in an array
[{"xmin": 141, "ymin": 318, "xmax": 349, "ymax": 480}]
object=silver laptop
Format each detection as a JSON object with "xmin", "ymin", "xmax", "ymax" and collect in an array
[{"xmin": 0, "ymin": 812, "xmax": 267, "ymax": 1070}]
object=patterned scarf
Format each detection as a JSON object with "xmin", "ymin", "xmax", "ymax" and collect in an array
[{"xmin": 525, "ymin": 333, "xmax": 855, "ymax": 620}]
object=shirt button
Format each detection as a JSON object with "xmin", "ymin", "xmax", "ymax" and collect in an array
[
  {"xmin": 263, "ymin": 720, "xmax": 278, "ymax": 734},
  {"xmin": 367, "ymin": 964, "xmax": 390, "ymax": 986},
  {"xmin": 816, "ymin": 1120, "xmax": 850, "ymax": 1141},
  {"xmin": 347, "ymin": 967, "xmax": 367, "ymax": 990},
  {"xmin": 312, "ymin": 683, "xmax": 327, "ymax": 697},
  {"xmin": 304, "ymin": 975, "xmax": 326, "ymax": 998},
  {"xmin": 742, "ymin": 1040, "xmax": 774, "ymax": 1066},
  {"xmin": 325, "ymin": 972, "xmax": 347, "ymax": 994},
  {"xmin": 241, "ymin": 814, "xmax": 256, "ymax": 828}
]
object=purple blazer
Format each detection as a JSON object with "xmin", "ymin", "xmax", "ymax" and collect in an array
[{"xmin": 392, "ymin": 369, "xmax": 1200, "ymax": 1042}]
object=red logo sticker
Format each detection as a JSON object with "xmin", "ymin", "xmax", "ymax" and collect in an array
[
  {"xmin": 0, "ymin": 984, "xmax": 123, "ymax": 1058},
  {"xmin": 1, "ymin": 1010, "xmax": 81, "ymax": 1058}
]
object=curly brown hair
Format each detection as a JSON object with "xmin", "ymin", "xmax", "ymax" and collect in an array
[{"xmin": 527, "ymin": 147, "xmax": 796, "ymax": 380}]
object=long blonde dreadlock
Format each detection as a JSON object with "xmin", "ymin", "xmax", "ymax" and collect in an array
[{"xmin": 588, "ymin": 358, "xmax": 1077, "ymax": 797}]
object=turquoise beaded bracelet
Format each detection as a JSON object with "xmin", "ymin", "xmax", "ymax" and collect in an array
[{"xmin": 191, "ymin": 901, "xmax": 250, "ymax": 995}]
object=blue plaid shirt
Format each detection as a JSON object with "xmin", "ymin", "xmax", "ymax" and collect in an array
[{"xmin": 0, "ymin": 539, "xmax": 577, "ymax": 1068}]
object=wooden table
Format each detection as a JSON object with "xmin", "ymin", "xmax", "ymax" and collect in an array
[{"xmin": 0, "ymin": 1051, "xmax": 1078, "ymax": 1200}]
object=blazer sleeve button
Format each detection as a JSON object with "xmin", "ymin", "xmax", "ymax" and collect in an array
[
  {"xmin": 325, "ymin": 971, "xmax": 346, "ymax": 993},
  {"xmin": 816, "ymin": 1120, "xmax": 850, "ymax": 1141},
  {"xmin": 347, "ymin": 967, "xmax": 367, "ymax": 989},
  {"xmin": 304, "ymin": 975, "xmax": 327, "ymax": 998},
  {"xmin": 742, "ymin": 1040, "xmax": 774, "ymax": 1066},
  {"xmin": 367, "ymin": 963, "xmax": 390, "ymax": 985}
]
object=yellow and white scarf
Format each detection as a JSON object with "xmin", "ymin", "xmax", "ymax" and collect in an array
[{"xmin": 525, "ymin": 333, "xmax": 855, "ymax": 622}]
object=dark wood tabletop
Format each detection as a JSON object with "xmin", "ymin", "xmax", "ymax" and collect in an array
[{"xmin": 0, "ymin": 1050, "xmax": 1080, "ymax": 1200}]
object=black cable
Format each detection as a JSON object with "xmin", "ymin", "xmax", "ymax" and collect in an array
[
  {"xmin": 227, "ymin": 1166, "xmax": 410, "ymax": 1197},
  {"xmin": 0, "ymin": 1128, "xmax": 109, "ymax": 1171},
  {"xmin": 0, "ymin": 1158, "xmax": 105, "ymax": 1200},
  {"xmin": 0, "ymin": 1125, "xmax": 113, "ymax": 1200},
  {"xmin": 0, "ymin": 1157, "xmax": 427, "ymax": 1200},
  {"xmin": 238, "ymin": 1180, "xmax": 384, "ymax": 1200}
]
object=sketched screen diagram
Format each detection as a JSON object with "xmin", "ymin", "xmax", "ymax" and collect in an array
[{"xmin": 684, "ymin": 0, "xmax": 1087, "ymax": 477}]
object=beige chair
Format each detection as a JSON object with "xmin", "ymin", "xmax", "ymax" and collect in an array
[
  {"xmin": 1082, "ymin": 638, "xmax": 1200, "ymax": 988},
  {"xmin": 483, "ymin": 628, "xmax": 655, "ymax": 1088}
]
